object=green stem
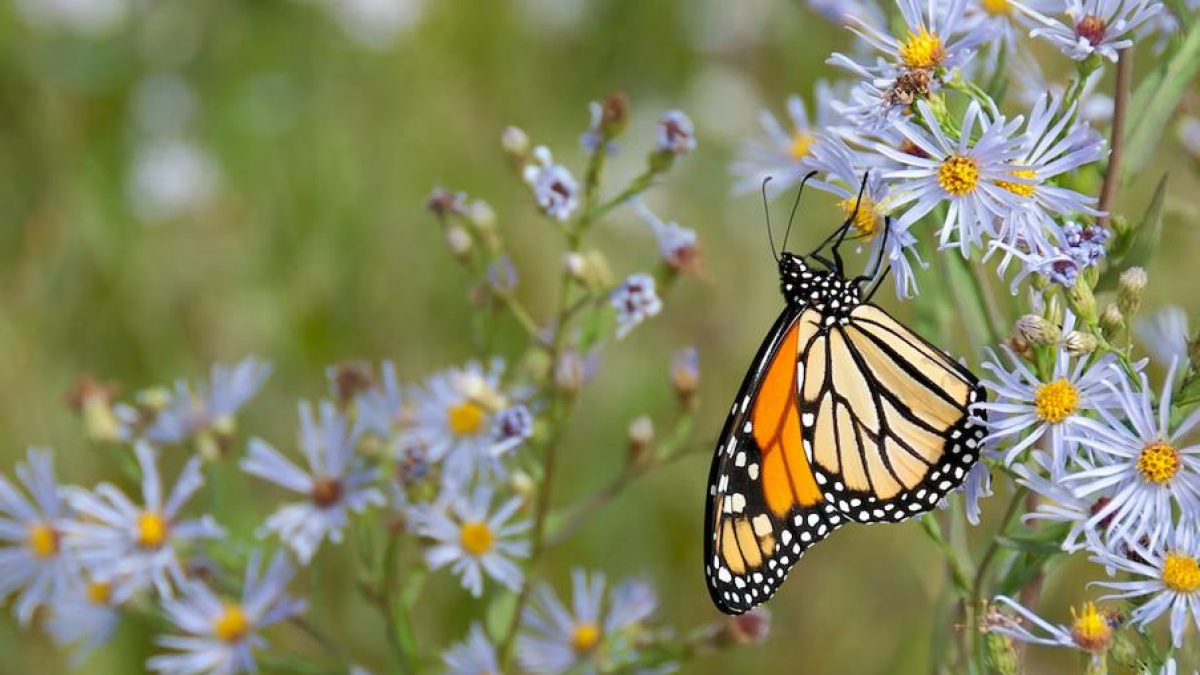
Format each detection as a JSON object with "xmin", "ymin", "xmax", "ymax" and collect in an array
[{"xmin": 379, "ymin": 531, "xmax": 415, "ymax": 675}]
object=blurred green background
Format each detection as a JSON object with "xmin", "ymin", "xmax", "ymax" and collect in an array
[{"xmin": 2, "ymin": 0, "xmax": 1198, "ymax": 672}]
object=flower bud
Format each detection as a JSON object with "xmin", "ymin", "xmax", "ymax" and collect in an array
[
  {"xmin": 670, "ymin": 347, "xmax": 700, "ymax": 410},
  {"xmin": 1099, "ymin": 303, "xmax": 1125, "ymax": 336},
  {"xmin": 426, "ymin": 187, "xmax": 465, "ymax": 217},
  {"xmin": 466, "ymin": 199, "xmax": 496, "ymax": 232},
  {"xmin": 1062, "ymin": 330, "xmax": 1098, "ymax": 356},
  {"xmin": 598, "ymin": 91, "xmax": 630, "ymax": 137},
  {"xmin": 554, "ymin": 350, "xmax": 589, "ymax": 396},
  {"xmin": 1066, "ymin": 279, "xmax": 1098, "ymax": 326},
  {"xmin": 1014, "ymin": 314, "xmax": 1059, "ymax": 347},
  {"xmin": 510, "ymin": 469, "xmax": 535, "ymax": 504},
  {"xmin": 1117, "ymin": 267, "xmax": 1147, "ymax": 317},
  {"xmin": 982, "ymin": 631, "xmax": 1019, "ymax": 675},
  {"xmin": 445, "ymin": 224, "xmax": 473, "ymax": 261},
  {"xmin": 330, "ymin": 361, "xmax": 374, "ymax": 407},
  {"xmin": 627, "ymin": 415, "xmax": 655, "ymax": 466},
  {"xmin": 501, "ymin": 126, "xmax": 530, "ymax": 161},
  {"xmin": 562, "ymin": 252, "xmax": 587, "ymax": 280},
  {"xmin": 66, "ymin": 375, "xmax": 122, "ymax": 442}
]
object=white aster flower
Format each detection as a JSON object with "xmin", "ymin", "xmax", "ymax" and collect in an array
[
  {"xmin": 611, "ymin": 273, "xmax": 662, "ymax": 339},
  {"xmin": 656, "ymin": 110, "xmax": 696, "ymax": 156},
  {"xmin": 517, "ymin": 569, "xmax": 658, "ymax": 675},
  {"xmin": 806, "ymin": 0, "xmax": 886, "ymax": 26},
  {"xmin": 443, "ymin": 623, "xmax": 501, "ymax": 675},
  {"xmin": 961, "ymin": 0, "xmax": 1055, "ymax": 54},
  {"xmin": 878, "ymin": 100, "xmax": 1027, "ymax": 255},
  {"xmin": 46, "ymin": 572, "xmax": 122, "ymax": 661},
  {"xmin": 147, "ymin": 550, "xmax": 307, "ymax": 675},
  {"xmin": 1092, "ymin": 521, "xmax": 1200, "ymax": 648},
  {"xmin": 524, "ymin": 146, "xmax": 579, "ymax": 223},
  {"xmin": 1012, "ymin": 451, "xmax": 1111, "ymax": 553},
  {"xmin": 730, "ymin": 83, "xmax": 839, "ymax": 196},
  {"xmin": 1067, "ymin": 363, "xmax": 1200, "ymax": 547},
  {"xmin": 633, "ymin": 200, "xmax": 699, "ymax": 275},
  {"xmin": 241, "ymin": 401, "xmax": 385, "ymax": 564},
  {"xmin": 1020, "ymin": 0, "xmax": 1163, "ymax": 62},
  {"xmin": 145, "ymin": 357, "xmax": 272, "ymax": 448},
  {"xmin": 986, "ymin": 595, "xmax": 1117, "ymax": 656},
  {"xmin": 1135, "ymin": 305, "xmax": 1191, "ymax": 368},
  {"xmin": 411, "ymin": 487, "xmax": 529, "ymax": 597},
  {"xmin": 0, "ymin": 448, "xmax": 75, "ymax": 624},
  {"xmin": 62, "ymin": 442, "xmax": 223, "ymax": 601},
  {"xmin": 829, "ymin": 0, "xmax": 985, "ymax": 78}
]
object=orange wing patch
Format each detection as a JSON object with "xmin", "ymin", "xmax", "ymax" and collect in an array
[{"xmin": 751, "ymin": 313, "xmax": 823, "ymax": 515}]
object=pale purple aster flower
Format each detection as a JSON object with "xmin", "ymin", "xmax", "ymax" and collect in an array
[
  {"xmin": 241, "ymin": 401, "xmax": 385, "ymax": 564},
  {"xmin": 961, "ymin": 462, "xmax": 993, "ymax": 526},
  {"xmin": 656, "ymin": 110, "xmax": 696, "ymax": 156},
  {"xmin": 147, "ymin": 550, "xmax": 307, "ymax": 675},
  {"xmin": 986, "ymin": 595, "xmax": 1117, "ymax": 657},
  {"xmin": 524, "ymin": 146, "xmax": 579, "ymax": 223},
  {"xmin": 730, "ymin": 83, "xmax": 839, "ymax": 196},
  {"xmin": 1066, "ymin": 363, "xmax": 1200, "ymax": 548},
  {"xmin": 1019, "ymin": 0, "xmax": 1163, "ymax": 61},
  {"xmin": 977, "ymin": 313, "xmax": 1125, "ymax": 474},
  {"xmin": 828, "ymin": 0, "xmax": 986, "ymax": 78},
  {"xmin": 877, "ymin": 100, "xmax": 1027, "ymax": 255},
  {"xmin": 46, "ymin": 571, "xmax": 122, "ymax": 662},
  {"xmin": 356, "ymin": 361, "xmax": 404, "ymax": 439},
  {"xmin": 517, "ymin": 569, "xmax": 658, "ymax": 675},
  {"xmin": 633, "ymin": 200, "xmax": 699, "ymax": 274},
  {"xmin": 0, "ymin": 448, "xmax": 75, "ymax": 624},
  {"xmin": 1135, "ymin": 305, "xmax": 1191, "ymax": 368},
  {"xmin": 62, "ymin": 442, "xmax": 224, "ymax": 601},
  {"xmin": 611, "ymin": 274, "xmax": 662, "ymax": 340},
  {"xmin": 1012, "ymin": 450, "xmax": 1115, "ymax": 552},
  {"xmin": 411, "ymin": 487, "xmax": 529, "ymax": 597},
  {"xmin": 145, "ymin": 358, "xmax": 272, "ymax": 445},
  {"xmin": 1091, "ymin": 521, "xmax": 1200, "ymax": 648},
  {"xmin": 492, "ymin": 404, "xmax": 535, "ymax": 455},
  {"xmin": 580, "ymin": 101, "xmax": 616, "ymax": 155},
  {"xmin": 806, "ymin": 0, "xmax": 886, "ymax": 26},
  {"xmin": 961, "ymin": 0, "xmax": 1056, "ymax": 55},
  {"xmin": 443, "ymin": 623, "xmax": 501, "ymax": 675}
]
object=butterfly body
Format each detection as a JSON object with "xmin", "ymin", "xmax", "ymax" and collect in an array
[{"xmin": 704, "ymin": 249, "xmax": 986, "ymax": 615}]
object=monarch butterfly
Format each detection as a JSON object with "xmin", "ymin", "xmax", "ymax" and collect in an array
[{"xmin": 703, "ymin": 174, "xmax": 986, "ymax": 614}]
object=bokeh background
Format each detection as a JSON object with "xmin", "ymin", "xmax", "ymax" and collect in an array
[{"xmin": 2, "ymin": 0, "xmax": 1198, "ymax": 672}]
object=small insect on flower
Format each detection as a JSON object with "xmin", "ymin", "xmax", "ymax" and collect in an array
[
  {"xmin": 147, "ymin": 550, "xmax": 307, "ymax": 675},
  {"xmin": 241, "ymin": 401, "xmax": 385, "ymax": 564},
  {"xmin": 656, "ymin": 110, "xmax": 697, "ymax": 156},
  {"xmin": 1092, "ymin": 521, "xmax": 1200, "ymax": 648},
  {"xmin": 985, "ymin": 595, "xmax": 1118, "ymax": 656},
  {"xmin": 1020, "ymin": 0, "xmax": 1163, "ymax": 61},
  {"xmin": 62, "ymin": 442, "xmax": 224, "ymax": 601},
  {"xmin": 517, "ymin": 570, "xmax": 658, "ymax": 675},
  {"xmin": 0, "ymin": 448, "xmax": 75, "ymax": 625},
  {"xmin": 411, "ymin": 487, "xmax": 530, "ymax": 597},
  {"xmin": 443, "ymin": 623, "xmax": 501, "ymax": 675},
  {"xmin": 611, "ymin": 273, "xmax": 663, "ymax": 339},
  {"xmin": 524, "ymin": 146, "xmax": 580, "ymax": 223},
  {"xmin": 1066, "ymin": 363, "xmax": 1200, "ymax": 548},
  {"xmin": 144, "ymin": 358, "xmax": 272, "ymax": 458},
  {"xmin": 731, "ymin": 83, "xmax": 839, "ymax": 196}
]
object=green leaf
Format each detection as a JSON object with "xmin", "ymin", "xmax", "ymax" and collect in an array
[
  {"xmin": 995, "ymin": 535, "xmax": 1065, "ymax": 555},
  {"xmin": 1123, "ymin": 21, "xmax": 1200, "ymax": 181}
]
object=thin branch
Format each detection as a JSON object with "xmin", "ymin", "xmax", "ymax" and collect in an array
[{"xmin": 1098, "ymin": 50, "xmax": 1131, "ymax": 226}]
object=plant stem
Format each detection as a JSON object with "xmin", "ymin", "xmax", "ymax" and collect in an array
[
  {"xmin": 1099, "ymin": 50, "xmax": 1131, "ymax": 226},
  {"xmin": 379, "ymin": 530, "xmax": 415, "ymax": 675}
]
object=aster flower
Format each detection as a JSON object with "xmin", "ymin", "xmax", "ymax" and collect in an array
[
  {"xmin": 411, "ymin": 487, "xmax": 529, "ymax": 597},
  {"xmin": 400, "ymin": 358, "xmax": 518, "ymax": 487},
  {"xmin": 241, "ymin": 401, "xmax": 385, "ymax": 564},
  {"xmin": 1066, "ymin": 363, "xmax": 1200, "ymax": 547},
  {"xmin": 1091, "ymin": 521, "xmax": 1200, "ymax": 648},
  {"xmin": 355, "ymin": 361, "xmax": 405, "ymax": 439},
  {"xmin": 443, "ymin": 623, "xmax": 501, "ymax": 675},
  {"xmin": 877, "ymin": 100, "xmax": 1027, "ymax": 255},
  {"xmin": 1135, "ymin": 305, "xmax": 1191, "ymax": 367},
  {"xmin": 997, "ymin": 221, "xmax": 1110, "ymax": 291},
  {"xmin": 517, "ymin": 569, "xmax": 658, "ymax": 675},
  {"xmin": 492, "ymin": 404, "xmax": 535, "ymax": 455},
  {"xmin": 806, "ymin": 0, "xmax": 886, "ymax": 26},
  {"xmin": 1020, "ymin": 0, "xmax": 1163, "ymax": 62},
  {"xmin": 0, "ymin": 448, "xmax": 75, "ymax": 624},
  {"xmin": 633, "ymin": 200, "xmax": 700, "ymax": 275},
  {"xmin": 730, "ymin": 83, "xmax": 839, "ymax": 196},
  {"xmin": 46, "ymin": 572, "xmax": 121, "ymax": 661},
  {"xmin": 961, "ymin": 462, "xmax": 993, "ymax": 526},
  {"xmin": 524, "ymin": 146, "xmax": 579, "ymax": 223},
  {"xmin": 985, "ymin": 596, "xmax": 1117, "ymax": 656},
  {"xmin": 1012, "ymin": 451, "xmax": 1111, "ymax": 552},
  {"xmin": 144, "ymin": 358, "xmax": 272, "ymax": 453},
  {"xmin": 961, "ymin": 0, "xmax": 1055, "ymax": 55},
  {"xmin": 611, "ymin": 274, "xmax": 662, "ymax": 339},
  {"xmin": 62, "ymin": 442, "xmax": 223, "ymax": 601},
  {"xmin": 147, "ymin": 550, "xmax": 307, "ymax": 675},
  {"xmin": 656, "ymin": 110, "xmax": 696, "ymax": 156},
  {"xmin": 977, "ymin": 313, "xmax": 1124, "ymax": 475},
  {"xmin": 829, "ymin": 0, "xmax": 985, "ymax": 78}
]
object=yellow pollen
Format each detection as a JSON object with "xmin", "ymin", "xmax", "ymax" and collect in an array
[
  {"xmin": 981, "ymin": 0, "xmax": 1012, "ymax": 14},
  {"xmin": 937, "ymin": 155, "xmax": 980, "ymax": 196},
  {"xmin": 790, "ymin": 132, "xmax": 815, "ymax": 162},
  {"xmin": 459, "ymin": 521, "xmax": 495, "ymax": 556},
  {"xmin": 447, "ymin": 401, "xmax": 486, "ymax": 436},
  {"xmin": 899, "ymin": 27, "xmax": 946, "ymax": 70},
  {"xmin": 1162, "ymin": 553, "xmax": 1200, "ymax": 593},
  {"xmin": 1033, "ymin": 378, "xmax": 1079, "ymax": 424},
  {"xmin": 27, "ymin": 523, "xmax": 59, "ymax": 559},
  {"xmin": 1137, "ymin": 442, "xmax": 1180, "ymax": 485},
  {"xmin": 1069, "ymin": 602, "xmax": 1112, "ymax": 652},
  {"xmin": 212, "ymin": 603, "xmax": 251, "ymax": 643},
  {"xmin": 86, "ymin": 581, "xmax": 112, "ymax": 605},
  {"xmin": 838, "ymin": 196, "xmax": 882, "ymax": 238},
  {"xmin": 136, "ymin": 511, "xmax": 169, "ymax": 549},
  {"xmin": 571, "ymin": 622, "xmax": 601, "ymax": 653},
  {"xmin": 995, "ymin": 169, "xmax": 1038, "ymax": 198}
]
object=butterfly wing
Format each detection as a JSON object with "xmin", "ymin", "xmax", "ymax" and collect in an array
[
  {"xmin": 704, "ymin": 307, "xmax": 845, "ymax": 615},
  {"xmin": 798, "ymin": 303, "xmax": 986, "ymax": 524}
]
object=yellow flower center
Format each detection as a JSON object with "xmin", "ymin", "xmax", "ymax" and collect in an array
[
  {"xmin": 790, "ymin": 132, "xmax": 815, "ymax": 162},
  {"xmin": 27, "ymin": 523, "xmax": 59, "ymax": 559},
  {"xmin": 1033, "ymin": 378, "xmax": 1079, "ymax": 424},
  {"xmin": 459, "ymin": 521, "xmax": 495, "ymax": 556},
  {"xmin": 1162, "ymin": 553, "xmax": 1200, "ymax": 593},
  {"xmin": 1137, "ymin": 442, "xmax": 1180, "ymax": 485},
  {"xmin": 212, "ymin": 603, "xmax": 251, "ymax": 643},
  {"xmin": 899, "ymin": 27, "xmax": 946, "ymax": 70},
  {"xmin": 136, "ymin": 511, "xmax": 169, "ymax": 549},
  {"xmin": 86, "ymin": 581, "xmax": 113, "ymax": 605},
  {"xmin": 838, "ymin": 196, "xmax": 882, "ymax": 239},
  {"xmin": 571, "ymin": 621, "xmax": 601, "ymax": 654},
  {"xmin": 1069, "ymin": 602, "xmax": 1112, "ymax": 652},
  {"xmin": 981, "ymin": 0, "xmax": 1011, "ymax": 14},
  {"xmin": 447, "ymin": 401, "xmax": 486, "ymax": 436},
  {"xmin": 995, "ymin": 169, "xmax": 1038, "ymax": 198},
  {"xmin": 937, "ymin": 155, "xmax": 980, "ymax": 196}
]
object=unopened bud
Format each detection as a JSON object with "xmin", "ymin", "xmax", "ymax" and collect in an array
[
  {"xmin": 1066, "ymin": 279, "xmax": 1098, "ymax": 326},
  {"xmin": 511, "ymin": 469, "xmax": 535, "ymax": 504},
  {"xmin": 580, "ymin": 249, "xmax": 614, "ymax": 292},
  {"xmin": 446, "ymin": 225, "xmax": 473, "ymax": 261},
  {"xmin": 1062, "ymin": 331, "xmax": 1098, "ymax": 356},
  {"xmin": 1100, "ymin": 303, "xmax": 1125, "ymax": 336},
  {"xmin": 467, "ymin": 199, "xmax": 496, "ymax": 232},
  {"xmin": 330, "ymin": 361, "xmax": 374, "ymax": 407},
  {"xmin": 598, "ymin": 91, "xmax": 630, "ymax": 137},
  {"xmin": 555, "ymin": 350, "xmax": 588, "ymax": 395},
  {"xmin": 66, "ymin": 375, "xmax": 123, "ymax": 442},
  {"xmin": 670, "ymin": 347, "xmax": 700, "ymax": 409},
  {"xmin": 501, "ymin": 126, "xmax": 530, "ymax": 161},
  {"xmin": 562, "ymin": 252, "xmax": 587, "ymax": 280},
  {"xmin": 1015, "ymin": 314, "xmax": 1059, "ymax": 347},
  {"xmin": 426, "ymin": 187, "xmax": 464, "ymax": 217},
  {"xmin": 982, "ymin": 631, "xmax": 1019, "ymax": 675},
  {"xmin": 627, "ymin": 415, "xmax": 655, "ymax": 465},
  {"xmin": 1118, "ymin": 267, "xmax": 1147, "ymax": 317}
]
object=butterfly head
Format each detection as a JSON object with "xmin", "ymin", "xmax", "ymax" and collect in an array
[{"xmin": 778, "ymin": 252, "xmax": 860, "ymax": 313}]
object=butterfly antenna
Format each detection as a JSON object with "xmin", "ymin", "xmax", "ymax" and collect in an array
[
  {"xmin": 761, "ymin": 176, "xmax": 778, "ymax": 263},
  {"xmin": 781, "ymin": 170, "xmax": 819, "ymax": 254}
]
